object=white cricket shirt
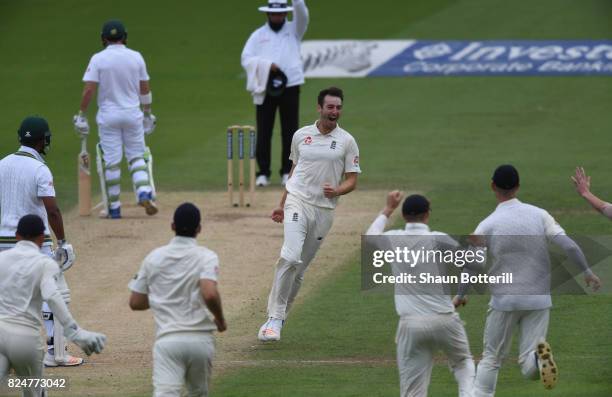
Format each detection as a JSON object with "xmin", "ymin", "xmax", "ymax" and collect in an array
[
  {"xmin": 0, "ymin": 241, "xmax": 61, "ymax": 335},
  {"xmin": 129, "ymin": 236, "xmax": 220, "ymax": 338},
  {"xmin": 286, "ymin": 121, "xmax": 361, "ymax": 209},
  {"xmin": 474, "ymin": 198, "xmax": 565, "ymax": 311},
  {"xmin": 0, "ymin": 146, "xmax": 54, "ymax": 248},
  {"xmin": 241, "ymin": 0, "xmax": 309, "ymax": 87},
  {"xmin": 366, "ymin": 217, "xmax": 457, "ymax": 317},
  {"xmin": 83, "ymin": 44, "xmax": 150, "ymax": 111}
]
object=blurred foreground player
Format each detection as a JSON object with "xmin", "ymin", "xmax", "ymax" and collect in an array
[
  {"xmin": 129, "ymin": 203, "xmax": 227, "ymax": 397},
  {"xmin": 0, "ymin": 215, "xmax": 106, "ymax": 397}
]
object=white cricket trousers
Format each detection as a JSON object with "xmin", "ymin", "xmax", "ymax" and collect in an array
[
  {"xmin": 97, "ymin": 108, "xmax": 151, "ymax": 209},
  {"xmin": 0, "ymin": 323, "xmax": 45, "ymax": 397},
  {"xmin": 396, "ymin": 313, "xmax": 475, "ymax": 397},
  {"xmin": 153, "ymin": 332, "xmax": 215, "ymax": 397},
  {"xmin": 474, "ymin": 308, "xmax": 550, "ymax": 397},
  {"xmin": 267, "ymin": 194, "xmax": 334, "ymax": 320}
]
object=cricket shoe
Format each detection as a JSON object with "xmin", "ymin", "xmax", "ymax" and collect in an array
[
  {"xmin": 138, "ymin": 191, "xmax": 158, "ymax": 216},
  {"xmin": 536, "ymin": 340, "xmax": 558, "ymax": 389},
  {"xmin": 108, "ymin": 207, "xmax": 121, "ymax": 219},
  {"xmin": 257, "ymin": 318, "xmax": 283, "ymax": 341},
  {"xmin": 256, "ymin": 175, "xmax": 270, "ymax": 187},
  {"xmin": 44, "ymin": 351, "xmax": 84, "ymax": 367}
]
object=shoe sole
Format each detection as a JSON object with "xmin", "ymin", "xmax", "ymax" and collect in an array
[
  {"xmin": 139, "ymin": 200, "xmax": 158, "ymax": 216},
  {"xmin": 44, "ymin": 358, "xmax": 84, "ymax": 367},
  {"xmin": 537, "ymin": 341, "xmax": 558, "ymax": 389}
]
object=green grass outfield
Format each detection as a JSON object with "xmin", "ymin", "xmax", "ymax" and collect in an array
[{"xmin": 1, "ymin": 0, "xmax": 612, "ymax": 396}]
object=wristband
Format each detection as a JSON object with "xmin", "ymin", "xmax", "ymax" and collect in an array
[{"xmin": 140, "ymin": 92, "xmax": 152, "ymax": 105}]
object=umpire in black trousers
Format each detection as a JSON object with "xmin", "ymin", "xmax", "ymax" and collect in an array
[{"xmin": 241, "ymin": 0, "xmax": 309, "ymax": 187}]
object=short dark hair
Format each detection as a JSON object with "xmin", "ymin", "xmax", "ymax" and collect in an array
[
  {"xmin": 317, "ymin": 87, "xmax": 344, "ymax": 106},
  {"xmin": 173, "ymin": 203, "xmax": 201, "ymax": 237},
  {"xmin": 402, "ymin": 195, "xmax": 430, "ymax": 219},
  {"xmin": 492, "ymin": 164, "xmax": 519, "ymax": 191},
  {"xmin": 16, "ymin": 214, "xmax": 45, "ymax": 239}
]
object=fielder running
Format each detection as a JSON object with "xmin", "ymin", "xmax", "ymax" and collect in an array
[
  {"xmin": 0, "ymin": 215, "xmax": 106, "ymax": 397},
  {"xmin": 258, "ymin": 87, "xmax": 361, "ymax": 341},
  {"xmin": 366, "ymin": 191, "xmax": 475, "ymax": 397},
  {"xmin": 463, "ymin": 164, "xmax": 601, "ymax": 396},
  {"xmin": 74, "ymin": 19, "xmax": 158, "ymax": 219},
  {"xmin": 129, "ymin": 203, "xmax": 227, "ymax": 397},
  {"xmin": 0, "ymin": 116, "xmax": 82, "ymax": 367}
]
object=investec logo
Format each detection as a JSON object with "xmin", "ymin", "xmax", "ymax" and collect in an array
[{"xmin": 413, "ymin": 42, "xmax": 612, "ymax": 62}]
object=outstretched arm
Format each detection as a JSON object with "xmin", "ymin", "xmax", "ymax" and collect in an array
[
  {"xmin": 550, "ymin": 234, "xmax": 601, "ymax": 291},
  {"xmin": 292, "ymin": 0, "xmax": 310, "ymax": 39},
  {"xmin": 572, "ymin": 167, "xmax": 612, "ymax": 218},
  {"xmin": 365, "ymin": 190, "xmax": 403, "ymax": 235}
]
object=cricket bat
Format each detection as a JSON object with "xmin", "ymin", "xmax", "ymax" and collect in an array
[{"xmin": 78, "ymin": 136, "xmax": 91, "ymax": 216}]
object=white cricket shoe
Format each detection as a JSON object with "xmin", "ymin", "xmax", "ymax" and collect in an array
[
  {"xmin": 281, "ymin": 173, "xmax": 290, "ymax": 186},
  {"xmin": 44, "ymin": 351, "xmax": 84, "ymax": 367},
  {"xmin": 536, "ymin": 340, "xmax": 558, "ymax": 389},
  {"xmin": 257, "ymin": 318, "xmax": 283, "ymax": 341},
  {"xmin": 256, "ymin": 175, "xmax": 270, "ymax": 187}
]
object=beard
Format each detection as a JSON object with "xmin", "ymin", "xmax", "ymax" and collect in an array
[{"xmin": 268, "ymin": 19, "xmax": 285, "ymax": 32}]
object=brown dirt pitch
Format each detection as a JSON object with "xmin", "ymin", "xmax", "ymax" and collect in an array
[{"xmin": 41, "ymin": 189, "xmax": 390, "ymax": 396}]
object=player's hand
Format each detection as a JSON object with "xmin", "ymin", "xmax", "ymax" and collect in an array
[
  {"xmin": 452, "ymin": 295, "xmax": 468, "ymax": 308},
  {"xmin": 55, "ymin": 241, "xmax": 76, "ymax": 272},
  {"xmin": 571, "ymin": 167, "xmax": 591, "ymax": 196},
  {"xmin": 271, "ymin": 207, "xmax": 284, "ymax": 223},
  {"xmin": 323, "ymin": 183, "xmax": 338, "ymax": 198},
  {"xmin": 73, "ymin": 112, "xmax": 89, "ymax": 135},
  {"xmin": 64, "ymin": 324, "xmax": 107, "ymax": 355},
  {"xmin": 386, "ymin": 190, "xmax": 403, "ymax": 211},
  {"xmin": 585, "ymin": 272, "xmax": 601, "ymax": 292},
  {"xmin": 143, "ymin": 112, "xmax": 156, "ymax": 135},
  {"xmin": 59, "ymin": 288, "xmax": 71, "ymax": 304},
  {"xmin": 270, "ymin": 63, "xmax": 279, "ymax": 72},
  {"xmin": 214, "ymin": 317, "xmax": 227, "ymax": 332}
]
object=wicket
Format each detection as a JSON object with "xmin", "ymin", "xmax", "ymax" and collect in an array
[{"xmin": 227, "ymin": 125, "xmax": 256, "ymax": 207}]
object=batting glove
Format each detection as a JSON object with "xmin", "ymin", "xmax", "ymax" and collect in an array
[
  {"xmin": 143, "ymin": 112, "xmax": 156, "ymax": 135},
  {"xmin": 55, "ymin": 240, "xmax": 76, "ymax": 272},
  {"xmin": 64, "ymin": 323, "xmax": 107, "ymax": 355},
  {"xmin": 73, "ymin": 112, "xmax": 90, "ymax": 135}
]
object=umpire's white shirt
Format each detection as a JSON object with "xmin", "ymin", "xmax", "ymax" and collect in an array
[
  {"xmin": 0, "ymin": 146, "xmax": 54, "ymax": 248},
  {"xmin": 83, "ymin": 44, "xmax": 150, "ymax": 112},
  {"xmin": 367, "ymin": 217, "xmax": 456, "ymax": 317},
  {"xmin": 129, "ymin": 237, "xmax": 219, "ymax": 338},
  {"xmin": 474, "ymin": 198, "xmax": 565, "ymax": 311},
  {"xmin": 241, "ymin": 0, "xmax": 309, "ymax": 87},
  {"xmin": 286, "ymin": 122, "xmax": 361, "ymax": 209},
  {"xmin": 0, "ymin": 241, "xmax": 61, "ymax": 335}
]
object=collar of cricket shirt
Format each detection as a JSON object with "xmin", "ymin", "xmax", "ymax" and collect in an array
[
  {"xmin": 16, "ymin": 240, "xmax": 41, "ymax": 251},
  {"xmin": 171, "ymin": 236, "xmax": 198, "ymax": 246},
  {"xmin": 313, "ymin": 120, "xmax": 340, "ymax": 137},
  {"xmin": 17, "ymin": 145, "xmax": 45, "ymax": 163},
  {"xmin": 404, "ymin": 223, "xmax": 430, "ymax": 232},
  {"xmin": 496, "ymin": 198, "xmax": 520, "ymax": 209}
]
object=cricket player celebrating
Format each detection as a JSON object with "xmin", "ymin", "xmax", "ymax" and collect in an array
[
  {"xmin": 465, "ymin": 165, "xmax": 601, "ymax": 396},
  {"xmin": 0, "ymin": 116, "xmax": 82, "ymax": 367},
  {"xmin": 366, "ymin": 191, "xmax": 475, "ymax": 397},
  {"xmin": 129, "ymin": 203, "xmax": 227, "ymax": 397},
  {"xmin": 0, "ymin": 215, "xmax": 106, "ymax": 397},
  {"xmin": 74, "ymin": 19, "xmax": 158, "ymax": 219},
  {"xmin": 258, "ymin": 87, "xmax": 361, "ymax": 341}
]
